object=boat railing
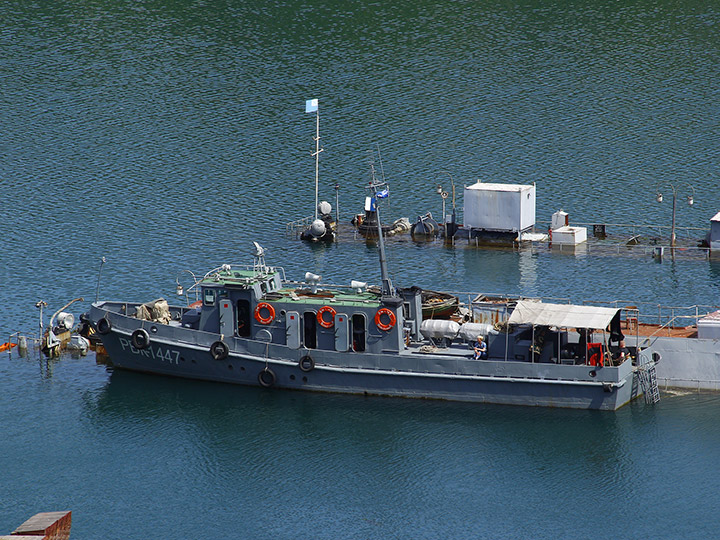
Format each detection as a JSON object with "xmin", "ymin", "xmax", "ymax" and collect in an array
[
  {"xmin": 582, "ymin": 300, "xmax": 718, "ymax": 330},
  {"xmin": 200, "ymin": 264, "xmax": 287, "ymax": 282},
  {"xmin": 286, "ymin": 215, "xmax": 314, "ymax": 236},
  {"xmin": 537, "ymin": 219, "xmax": 708, "ymax": 243},
  {"xmin": 454, "ymin": 291, "xmax": 718, "ymax": 330}
]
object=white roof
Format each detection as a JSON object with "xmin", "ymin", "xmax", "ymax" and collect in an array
[
  {"xmin": 508, "ymin": 300, "xmax": 619, "ymax": 330},
  {"xmin": 465, "ymin": 182, "xmax": 533, "ymax": 193},
  {"xmin": 711, "ymin": 211, "xmax": 720, "ymax": 222}
]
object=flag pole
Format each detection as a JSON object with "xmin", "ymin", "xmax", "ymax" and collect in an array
[
  {"xmin": 368, "ymin": 167, "xmax": 394, "ymax": 298},
  {"xmin": 306, "ymin": 99, "xmax": 322, "ymax": 221},
  {"xmin": 314, "ymin": 106, "xmax": 319, "ymax": 221}
]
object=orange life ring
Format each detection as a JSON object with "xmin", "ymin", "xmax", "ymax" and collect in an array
[
  {"xmin": 254, "ymin": 302, "xmax": 275, "ymax": 325},
  {"xmin": 317, "ymin": 305, "xmax": 336, "ymax": 328},
  {"xmin": 375, "ymin": 307, "xmax": 396, "ymax": 331}
]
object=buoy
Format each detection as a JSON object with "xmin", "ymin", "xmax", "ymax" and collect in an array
[{"xmin": 0, "ymin": 342, "xmax": 17, "ymax": 352}]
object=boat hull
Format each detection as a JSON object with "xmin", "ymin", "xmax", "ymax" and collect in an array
[
  {"xmin": 90, "ymin": 303, "xmax": 636, "ymax": 411},
  {"xmin": 629, "ymin": 335, "xmax": 720, "ymax": 391}
]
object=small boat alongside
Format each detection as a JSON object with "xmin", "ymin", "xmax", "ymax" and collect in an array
[
  {"xmin": 41, "ymin": 298, "xmax": 84, "ymax": 356},
  {"xmin": 421, "ymin": 290, "xmax": 459, "ymax": 319},
  {"xmin": 351, "ymin": 153, "xmax": 410, "ymax": 238}
]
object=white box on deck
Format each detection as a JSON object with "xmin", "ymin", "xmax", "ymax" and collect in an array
[
  {"xmin": 552, "ymin": 226, "xmax": 587, "ymax": 245},
  {"xmin": 463, "ymin": 182, "xmax": 536, "ymax": 232},
  {"xmin": 698, "ymin": 311, "xmax": 720, "ymax": 340}
]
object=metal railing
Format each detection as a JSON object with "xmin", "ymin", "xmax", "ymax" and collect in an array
[{"xmin": 286, "ymin": 215, "xmax": 314, "ymax": 236}]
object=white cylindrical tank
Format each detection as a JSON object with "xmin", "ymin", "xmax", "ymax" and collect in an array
[
  {"xmin": 458, "ymin": 322, "xmax": 495, "ymax": 342},
  {"xmin": 420, "ymin": 319, "xmax": 460, "ymax": 340}
]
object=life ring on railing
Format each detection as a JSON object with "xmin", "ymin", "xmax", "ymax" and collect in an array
[
  {"xmin": 375, "ymin": 308, "xmax": 396, "ymax": 331},
  {"xmin": 317, "ymin": 306, "xmax": 336, "ymax": 329},
  {"xmin": 96, "ymin": 317, "xmax": 112, "ymax": 335},
  {"xmin": 258, "ymin": 367, "xmax": 276, "ymax": 387},
  {"xmin": 210, "ymin": 340, "xmax": 229, "ymax": 361},
  {"xmin": 299, "ymin": 355, "xmax": 315, "ymax": 372},
  {"xmin": 254, "ymin": 302, "xmax": 275, "ymax": 325},
  {"xmin": 131, "ymin": 328, "xmax": 150, "ymax": 350}
]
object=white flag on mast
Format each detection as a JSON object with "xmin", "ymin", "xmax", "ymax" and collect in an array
[{"xmin": 305, "ymin": 99, "xmax": 318, "ymax": 113}]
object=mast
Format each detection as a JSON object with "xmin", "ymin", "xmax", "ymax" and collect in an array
[
  {"xmin": 313, "ymin": 108, "xmax": 320, "ymax": 220},
  {"xmin": 368, "ymin": 165, "xmax": 395, "ymax": 298},
  {"xmin": 305, "ymin": 99, "xmax": 323, "ymax": 220}
]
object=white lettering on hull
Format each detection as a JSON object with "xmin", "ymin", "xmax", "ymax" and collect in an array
[{"xmin": 119, "ymin": 337, "xmax": 180, "ymax": 364}]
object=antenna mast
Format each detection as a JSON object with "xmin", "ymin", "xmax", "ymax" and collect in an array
[
  {"xmin": 306, "ymin": 100, "xmax": 323, "ymax": 221},
  {"xmin": 367, "ymin": 164, "xmax": 395, "ymax": 298}
]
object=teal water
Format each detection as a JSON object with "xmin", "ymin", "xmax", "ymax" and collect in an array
[{"xmin": 2, "ymin": 1, "xmax": 720, "ymax": 538}]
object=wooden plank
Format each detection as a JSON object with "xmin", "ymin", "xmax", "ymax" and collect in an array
[{"xmin": 11, "ymin": 511, "xmax": 71, "ymax": 540}]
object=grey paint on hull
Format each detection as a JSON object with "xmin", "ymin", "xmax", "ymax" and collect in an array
[{"xmin": 92, "ymin": 304, "xmax": 635, "ymax": 411}]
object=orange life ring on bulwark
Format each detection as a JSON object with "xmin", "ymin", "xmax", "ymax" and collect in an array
[
  {"xmin": 254, "ymin": 302, "xmax": 275, "ymax": 325},
  {"xmin": 317, "ymin": 306, "xmax": 336, "ymax": 329},
  {"xmin": 375, "ymin": 307, "xmax": 396, "ymax": 331}
]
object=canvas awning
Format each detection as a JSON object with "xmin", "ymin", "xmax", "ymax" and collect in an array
[{"xmin": 508, "ymin": 300, "xmax": 619, "ymax": 330}]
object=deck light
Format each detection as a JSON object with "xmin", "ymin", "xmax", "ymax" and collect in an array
[{"xmin": 654, "ymin": 182, "xmax": 695, "ymax": 247}]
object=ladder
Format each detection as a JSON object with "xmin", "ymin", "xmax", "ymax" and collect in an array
[
  {"xmin": 646, "ymin": 361, "xmax": 661, "ymax": 404},
  {"xmin": 637, "ymin": 357, "xmax": 661, "ymax": 405}
]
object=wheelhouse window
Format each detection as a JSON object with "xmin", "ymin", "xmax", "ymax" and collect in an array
[{"xmin": 203, "ymin": 288, "xmax": 216, "ymax": 306}]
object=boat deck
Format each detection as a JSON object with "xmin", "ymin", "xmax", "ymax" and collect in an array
[{"xmin": 626, "ymin": 322, "xmax": 697, "ymax": 338}]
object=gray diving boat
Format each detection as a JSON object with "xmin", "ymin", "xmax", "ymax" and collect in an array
[{"xmin": 89, "ymin": 182, "xmax": 638, "ymax": 411}]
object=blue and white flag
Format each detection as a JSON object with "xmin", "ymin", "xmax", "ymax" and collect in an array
[
  {"xmin": 305, "ymin": 99, "xmax": 318, "ymax": 113},
  {"xmin": 376, "ymin": 188, "xmax": 389, "ymax": 199}
]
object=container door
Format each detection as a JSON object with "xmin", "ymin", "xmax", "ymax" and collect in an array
[
  {"xmin": 219, "ymin": 299, "xmax": 234, "ymax": 336},
  {"xmin": 286, "ymin": 311, "xmax": 301, "ymax": 349},
  {"xmin": 335, "ymin": 313, "xmax": 349, "ymax": 352}
]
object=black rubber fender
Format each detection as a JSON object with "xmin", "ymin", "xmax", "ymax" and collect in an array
[
  {"xmin": 299, "ymin": 355, "xmax": 315, "ymax": 372},
  {"xmin": 131, "ymin": 328, "xmax": 150, "ymax": 350},
  {"xmin": 210, "ymin": 340, "xmax": 229, "ymax": 361},
  {"xmin": 258, "ymin": 367, "xmax": 276, "ymax": 388},
  {"xmin": 96, "ymin": 317, "xmax": 112, "ymax": 335}
]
